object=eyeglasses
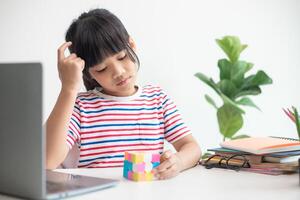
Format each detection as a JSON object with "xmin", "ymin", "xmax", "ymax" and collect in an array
[{"xmin": 201, "ymin": 154, "xmax": 251, "ymax": 171}]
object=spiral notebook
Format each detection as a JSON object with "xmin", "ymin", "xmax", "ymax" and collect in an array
[{"xmin": 220, "ymin": 137, "xmax": 300, "ymax": 155}]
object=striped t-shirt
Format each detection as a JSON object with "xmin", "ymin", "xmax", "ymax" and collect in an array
[{"xmin": 67, "ymin": 85, "xmax": 191, "ymax": 168}]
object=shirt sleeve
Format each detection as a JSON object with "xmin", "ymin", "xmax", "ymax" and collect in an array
[
  {"xmin": 66, "ymin": 98, "xmax": 81, "ymax": 149},
  {"xmin": 161, "ymin": 89, "xmax": 191, "ymax": 143}
]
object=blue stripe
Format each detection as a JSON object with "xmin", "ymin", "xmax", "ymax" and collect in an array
[
  {"xmin": 79, "ymin": 97, "xmax": 102, "ymax": 101},
  {"xmin": 140, "ymin": 92, "xmax": 163, "ymax": 98},
  {"xmin": 81, "ymin": 122, "xmax": 164, "ymax": 129},
  {"xmin": 71, "ymin": 118, "xmax": 81, "ymax": 129},
  {"xmin": 164, "ymin": 109, "xmax": 178, "ymax": 119},
  {"xmin": 68, "ymin": 130, "xmax": 75, "ymax": 137},
  {"xmin": 80, "ymin": 106, "xmax": 162, "ymax": 114},
  {"xmin": 165, "ymin": 123, "xmax": 184, "ymax": 134},
  {"xmin": 81, "ymin": 137, "xmax": 164, "ymax": 146},
  {"xmin": 162, "ymin": 98, "xmax": 169, "ymax": 106},
  {"xmin": 79, "ymin": 154, "xmax": 124, "ymax": 163},
  {"xmin": 74, "ymin": 105, "xmax": 80, "ymax": 112}
]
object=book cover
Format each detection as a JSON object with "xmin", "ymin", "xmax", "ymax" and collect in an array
[
  {"xmin": 220, "ymin": 137, "xmax": 300, "ymax": 155},
  {"xmin": 263, "ymin": 155, "xmax": 300, "ymax": 163}
]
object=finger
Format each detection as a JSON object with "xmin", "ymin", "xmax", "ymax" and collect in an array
[
  {"xmin": 57, "ymin": 41, "xmax": 72, "ymax": 61},
  {"xmin": 76, "ymin": 58, "xmax": 85, "ymax": 69},
  {"xmin": 157, "ymin": 155, "xmax": 176, "ymax": 172},
  {"xmin": 158, "ymin": 165, "xmax": 177, "ymax": 180},
  {"xmin": 65, "ymin": 53, "xmax": 77, "ymax": 61},
  {"xmin": 160, "ymin": 150, "xmax": 172, "ymax": 162}
]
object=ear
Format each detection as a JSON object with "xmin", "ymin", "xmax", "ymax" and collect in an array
[{"xmin": 128, "ymin": 36, "xmax": 137, "ymax": 51}]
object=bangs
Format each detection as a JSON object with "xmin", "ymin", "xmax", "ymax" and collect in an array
[{"xmin": 74, "ymin": 17, "xmax": 128, "ymax": 68}]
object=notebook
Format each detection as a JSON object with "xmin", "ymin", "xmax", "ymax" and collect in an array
[
  {"xmin": 0, "ymin": 63, "xmax": 119, "ymax": 200},
  {"xmin": 220, "ymin": 137, "xmax": 300, "ymax": 155}
]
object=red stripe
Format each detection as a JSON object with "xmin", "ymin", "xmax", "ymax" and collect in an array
[
  {"xmin": 164, "ymin": 114, "xmax": 180, "ymax": 126},
  {"xmin": 168, "ymin": 130, "xmax": 190, "ymax": 143},
  {"xmin": 69, "ymin": 121, "xmax": 80, "ymax": 136},
  {"xmin": 143, "ymin": 89, "xmax": 162, "ymax": 94},
  {"xmin": 81, "ymin": 127, "xmax": 164, "ymax": 135},
  {"xmin": 80, "ymin": 102, "xmax": 159, "ymax": 109},
  {"xmin": 80, "ymin": 112, "xmax": 163, "ymax": 119},
  {"xmin": 163, "ymin": 104, "xmax": 176, "ymax": 116},
  {"xmin": 79, "ymin": 161, "xmax": 124, "ymax": 168},
  {"xmin": 80, "ymin": 142, "xmax": 164, "ymax": 152},
  {"xmin": 66, "ymin": 139, "xmax": 73, "ymax": 147},
  {"xmin": 78, "ymin": 96, "xmax": 165, "ymax": 105},
  {"xmin": 165, "ymin": 118, "xmax": 182, "ymax": 130},
  {"xmin": 72, "ymin": 112, "xmax": 81, "ymax": 123},
  {"xmin": 67, "ymin": 134, "xmax": 76, "ymax": 143},
  {"xmin": 82, "ymin": 132, "xmax": 164, "ymax": 140},
  {"xmin": 84, "ymin": 165, "xmax": 123, "ymax": 168},
  {"xmin": 81, "ymin": 116, "xmax": 163, "ymax": 123},
  {"xmin": 80, "ymin": 147, "xmax": 163, "ymax": 157},
  {"xmin": 165, "ymin": 126, "xmax": 187, "ymax": 140}
]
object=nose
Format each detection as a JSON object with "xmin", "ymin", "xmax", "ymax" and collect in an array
[{"xmin": 112, "ymin": 63, "xmax": 126, "ymax": 79}]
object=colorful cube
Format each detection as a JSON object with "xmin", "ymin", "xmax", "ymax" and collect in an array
[{"xmin": 123, "ymin": 151, "xmax": 160, "ymax": 181}]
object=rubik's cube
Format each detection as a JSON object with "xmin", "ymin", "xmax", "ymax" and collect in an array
[{"xmin": 123, "ymin": 151, "xmax": 160, "ymax": 181}]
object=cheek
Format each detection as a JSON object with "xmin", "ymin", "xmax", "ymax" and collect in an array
[
  {"xmin": 127, "ymin": 62, "xmax": 138, "ymax": 74},
  {"xmin": 94, "ymin": 74, "xmax": 105, "ymax": 84}
]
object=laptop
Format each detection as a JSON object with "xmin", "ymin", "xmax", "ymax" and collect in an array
[{"xmin": 0, "ymin": 63, "xmax": 119, "ymax": 200}]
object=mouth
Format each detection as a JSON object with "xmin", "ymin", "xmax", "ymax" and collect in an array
[{"xmin": 116, "ymin": 77, "xmax": 131, "ymax": 86}]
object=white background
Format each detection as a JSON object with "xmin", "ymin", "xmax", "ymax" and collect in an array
[{"xmin": 0, "ymin": 0, "xmax": 300, "ymax": 151}]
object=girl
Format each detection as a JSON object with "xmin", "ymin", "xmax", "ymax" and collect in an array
[{"xmin": 46, "ymin": 8, "xmax": 201, "ymax": 180}]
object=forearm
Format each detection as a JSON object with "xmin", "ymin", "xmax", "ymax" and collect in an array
[
  {"xmin": 46, "ymin": 88, "xmax": 77, "ymax": 169},
  {"xmin": 175, "ymin": 141, "xmax": 201, "ymax": 171}
]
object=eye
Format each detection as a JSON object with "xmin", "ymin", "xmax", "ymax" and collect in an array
[
  {"xmin": 118, "ymin": 54, "xmax": 127, "ymax": 61},
  {"xmin": 96, "ymin": 67, "xmax": 106, "ymax": 73}
]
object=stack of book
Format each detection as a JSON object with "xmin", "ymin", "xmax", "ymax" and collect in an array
[{"xmin": 203, "ymin": 137, "xmax": 300, "ymax": 175}]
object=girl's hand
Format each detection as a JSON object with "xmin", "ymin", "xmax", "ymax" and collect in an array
[
  {"xmin": 57, "ymin": 42, "xmax": 85, "ymax": 92},
  {"xmin": 153, "ymin": 150, "xmax": 183, "ymax": 180}
]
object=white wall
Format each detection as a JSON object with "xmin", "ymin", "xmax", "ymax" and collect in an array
[{"xmin": 1, "ymin": 0, "xmax": 300, "ymax": 151}]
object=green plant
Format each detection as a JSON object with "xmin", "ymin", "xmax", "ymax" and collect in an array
[{"xmin": 195, "ymin": 36, "xmax": 273, "ymax": 141}]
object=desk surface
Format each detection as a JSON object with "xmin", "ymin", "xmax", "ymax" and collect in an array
[{"xmin": 0, "ymin": 166, "xmax": 299, "ymax": 200}]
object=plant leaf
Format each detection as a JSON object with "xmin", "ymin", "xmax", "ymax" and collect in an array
[
  {"xmin": 242, "ymin": 70, "xmax": 273, "ymax": 89},
  {"xmin": 231, "ymin": 61, "xmax": 251, "ymax": 87},
  {"xmin": 217, "ymin": 104, "xmax": 244, "ymax": 139},
  {"xmin": 220, "ymin": 93, "xmax": 245, "ymax": 114},
  {"xmin": 194, "ymin": 72, "xmax": 244, "ymax": 113},
  {"xmin": 194, "ymin": 72, "xmax": 221, "ymax": 95},
  {"xmin": 205, "ymin": 94, "xmax": 218, "ymax": 109},
  {"xmin": 236, "ymin": 97, "xmax": 261, "ymax": 110},
  {"xmin": 234, "ymin": 86, "xmax": 261, "ymax": 99},
  {"xmin": 218, "ymin": 59, "xmax": 232, "ymax": 80},
  {"xmin": 218, "ymin": 79, "xmax": 237, "ymax": 99},
  {"xmin": 216, "ymin": 36, "xmax": 248, "ymax": 63}
]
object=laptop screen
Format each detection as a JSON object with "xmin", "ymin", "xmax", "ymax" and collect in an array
[
  {"xmin": 0, "ymin": 63, "xmax": 118, "ymax": 200},
  {"xmin": 0, "ymin": 63, "xmax": 45, "ymax": 199}
]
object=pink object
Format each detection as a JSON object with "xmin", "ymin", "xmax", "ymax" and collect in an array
[
  {"xmin": 128, "ymin": 171, "xmax": 133, "ymax": 180},
  {"xmin": 152, "ymin": 154, "xmax": 160, "ymax": 162},
  {"xmin": 133, "ymin": 163, "xmax": 146, "ymax": 172},
  {"xmin": 125, "ymin": 151, "xmax": 132, "ymax": 161}
]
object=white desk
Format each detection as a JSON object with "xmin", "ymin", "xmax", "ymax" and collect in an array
[{"xmin": 0, "ymin": 166, "xmax": 299, "ymax": 200}]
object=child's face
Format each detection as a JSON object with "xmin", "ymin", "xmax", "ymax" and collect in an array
[{"xmin": 89, "ymin": 50, "xmax": 138, "ymax": 97}]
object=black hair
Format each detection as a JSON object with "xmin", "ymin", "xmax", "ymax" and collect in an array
[{"xmin": 65, "ymin": 8, "xmax": 139, "ymax": 91}]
